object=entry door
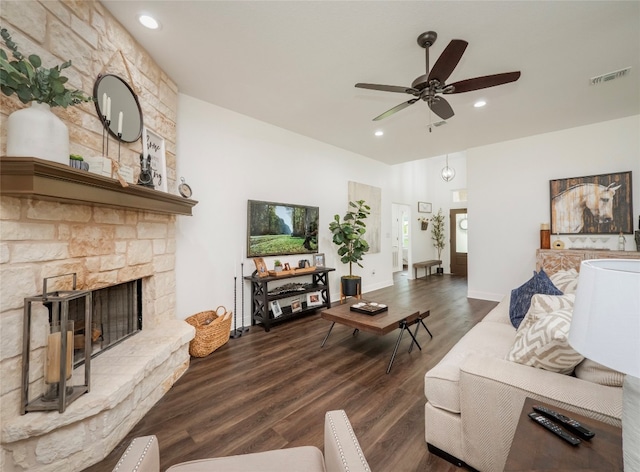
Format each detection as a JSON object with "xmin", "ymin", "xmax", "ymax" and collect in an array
[{"xmin": 449, "ymin": 208, "xmax": 468, "ymax": 276}]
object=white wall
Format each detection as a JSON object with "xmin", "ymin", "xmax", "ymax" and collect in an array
[
  {"xmin": 467, "ymin": 115, "xmax": 640, "ymax": 301},
  {"xmin": 175, "ymin": 94, "xmax": 393, "ymax": 323},
  {"xmin": 390, "ymin": 152, "xmax": 467, "ymax": 275}
]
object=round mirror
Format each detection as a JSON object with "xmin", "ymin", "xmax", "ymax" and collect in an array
[{"xmin": 93, "ymin": 74, "xmax": 143, "ymax": 143}]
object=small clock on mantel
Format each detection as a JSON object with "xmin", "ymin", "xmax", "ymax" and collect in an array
[{"xmin": 178, "ymin": 177, "xmax": 192, "ymax": 198}]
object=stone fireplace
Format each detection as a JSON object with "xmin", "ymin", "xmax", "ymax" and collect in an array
[
  {"xmin": 0, "ymin": 2, "xmax": 197, "ymax": 469},
  {"xmin": 0, "ymin": 161, "xmax": 196, "ymax": 471}
]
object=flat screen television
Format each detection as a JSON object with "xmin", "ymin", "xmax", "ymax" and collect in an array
[{"xmin": 247, "ymin": 200, "xmax": 319, "ymax": 257}]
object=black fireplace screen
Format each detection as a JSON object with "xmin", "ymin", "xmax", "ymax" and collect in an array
[{"xmin": 48, "ymin": 279, "xmax": 142, "ymax": 365}]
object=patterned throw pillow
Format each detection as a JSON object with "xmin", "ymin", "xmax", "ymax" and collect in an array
[
  {"xmin": 549, "ymin": 269, "xmax": 579, "ymax": 294},
  {"xmin": 509, "ymin": 270, "xmax": 563, "ymax": 329},
  {"xmin": 517, "ymin": 293, "xmax": 575, "ymax": 333},
  {"xmin": 507, "ymin": 308, "xmax": 584, "ymax": 374}
]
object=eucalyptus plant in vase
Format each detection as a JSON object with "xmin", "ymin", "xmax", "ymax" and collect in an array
[
  {"xmin": 329, "ymin": 200, "xmax": 370, "ymax": 297},
  {"xmin": 0, "ymin": 27, "xmax": 93, "ymax": 164},
  {"xmin": 431, "ymin": 208, "xmax": 446, "ymax": 274}
]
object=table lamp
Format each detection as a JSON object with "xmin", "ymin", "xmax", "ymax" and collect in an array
[{"xmin": 569, "ymin": 259, "xmax": 640, "ymax": 470}]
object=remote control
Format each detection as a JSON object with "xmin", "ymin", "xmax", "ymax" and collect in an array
[
  {"xmin": 533, "ymin": 405, "xmax": 595, "ymax": 440},
  {"xmin": 529, "ymin": 412, "xmax": 581, "ymax": 446}
]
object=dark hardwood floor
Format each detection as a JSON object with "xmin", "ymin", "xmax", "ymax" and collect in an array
[{"xmin": 85, "ymin": 271, "xmax": 497, "ymax": 472}]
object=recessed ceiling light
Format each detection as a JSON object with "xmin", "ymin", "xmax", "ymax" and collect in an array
[
  {"xmin": 374, "ymin": 130, "xmax": 384, "ymax": 136},
  {"xmin": 139, "ymin": 14, "xmax": 160, "ymax": 30},
  {"xmin": 474, "ymin": 100, "xmax": 486, "ymax": 108}
]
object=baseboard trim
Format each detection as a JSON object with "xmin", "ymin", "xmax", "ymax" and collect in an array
[{"xmin": 427, "ymin": 443, "xmax": 479, "ymax": 471}]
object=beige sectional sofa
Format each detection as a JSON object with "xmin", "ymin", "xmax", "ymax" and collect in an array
[{"xmin": 424, "ymin": 268, "xmax": 623, "ymax": 472}]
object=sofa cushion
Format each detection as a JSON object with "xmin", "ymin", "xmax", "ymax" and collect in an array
[
  {"xmin": 425, "ymin": 321, "xmax": 516, "ymax": 414},
  {"xmin": 166, "ymin": 446, "xmax": 326, "ymax": 472},
  {"xmin": 507, "ymin": 308, "xmax": 584, "ymax": 374},
  {"xmin": 509, "ymin": 270, "xmax": 562, "ymax": 329},
  {"xmin": 481, "ymin": 296, "xmax": 512, "ymax": 324},
  {"xmin": 575, "ymin": 358, "xmax": 625, "ymax": 387},
  {"xmin": 549, "ymin": 269, "xmax": 579, "ymax": 294}
]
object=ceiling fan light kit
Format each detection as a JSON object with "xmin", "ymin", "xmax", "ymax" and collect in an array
[{"xmin": 355, "ymin": 30, "xmax": 521, "ymax": 124}]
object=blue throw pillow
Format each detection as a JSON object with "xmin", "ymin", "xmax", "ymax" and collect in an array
[{"xmin": 509, "ymin": 270, "xmax": 563, "ymax": 329}]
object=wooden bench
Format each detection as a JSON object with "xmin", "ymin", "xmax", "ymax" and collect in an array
[{"xmin": 413, "ymin": 260, "xmax": 442, "ymax": 279}]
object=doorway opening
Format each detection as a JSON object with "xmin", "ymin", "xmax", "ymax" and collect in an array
[
  {"xmin": 449, "ymin": 208, "xmax": 468, "ymax": 276},
  {"xmin": 391, "ymin": 203, "xmax": 411, "ymax": 273}
]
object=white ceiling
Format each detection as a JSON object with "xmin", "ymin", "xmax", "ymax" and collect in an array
[{"xmin": 103, "ymin": 1, "xmax": 640, "ymax": 165}]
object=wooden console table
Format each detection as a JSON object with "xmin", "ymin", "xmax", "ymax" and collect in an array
[
  {"xmin": 244, "ymin": 267, "xmax": 334, "ymax": 332},
  {"xmin": 504, "ymin": 397, "xmax": 622, "ymax": 471},
  {"xmin": 537, "ymin": 249, "xmax": 640, "ymax": 273}
]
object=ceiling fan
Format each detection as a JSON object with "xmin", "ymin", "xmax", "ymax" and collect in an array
[{"xmin": 355, "ymin": 31, "xmax": 521, "ymax": 122}]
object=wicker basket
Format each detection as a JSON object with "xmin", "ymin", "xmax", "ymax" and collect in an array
[{"xmin": 185, "ymin": 306, "xmax": 232, "ymax": 357}]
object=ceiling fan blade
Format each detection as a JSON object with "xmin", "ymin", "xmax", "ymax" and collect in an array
[
  {"xmin": 356, "ymin": 83, "xmax": 418, "ymax": 94},
  {"xmin": 427, "ymin": 39, "xmax": 468, "ymax": 84},
  {"xmin": 372, "ymin": 98, "xmax": 418, "ymax": 121},
  {"xmin": 446, "ymin": 71, "xmax": 521, "ymax": 94},
  {"xmin": 428, "ymin": 96, "xmax": 455, "ymax": 120}
]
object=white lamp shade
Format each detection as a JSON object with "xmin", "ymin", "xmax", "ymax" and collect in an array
[{"xmin": 569, "ymin": 259, "xmax": 640, "ymax": 377}]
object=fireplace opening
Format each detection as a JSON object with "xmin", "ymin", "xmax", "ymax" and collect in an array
[{"xmin": 46, "ymin": 279, "xmax": 142, "ymax": 366}]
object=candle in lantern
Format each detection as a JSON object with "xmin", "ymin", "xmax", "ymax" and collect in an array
[
  {"xmin": 102, "ymin": 93, "xmax": 107, "ymax": 118},
  {"xmin": 117, "ymin": 112, "xmax": 123, "ymax": 135},
  {"xmin": 106, "ymin": 97, "xmax": 111, "ymax": 121},
  {"xmin": 45, "ymin": 329, "xmax": 73, "ymax": 384}
]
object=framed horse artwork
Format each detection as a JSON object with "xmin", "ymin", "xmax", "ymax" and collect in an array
[{"xmin": 550, "ymin": 171, "xmax": 633, "ymax": 234}]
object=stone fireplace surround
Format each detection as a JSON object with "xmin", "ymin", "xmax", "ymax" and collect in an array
[{"xmin": 0, "ymin": 187, "xmax": 195, "ymax": 471}]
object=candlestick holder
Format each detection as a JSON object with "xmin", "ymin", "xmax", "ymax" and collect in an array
[
  {"xmin": 104, "ymin": 119, "xmax": 111, "ymax": 158},
  {"xmin": 117, "ymin": 132, "xmax": 122, "ymax": 162},
  {"xmin": 238, "ymin": 262, "xmax": 249, "ymax": 333},
  {"xmin": 101, "ymin": 115, "xmax": 107, "ymax": 156},
  {"xmin": 231, "ymin": 275, "xmax": 243, "ymax": 339}
]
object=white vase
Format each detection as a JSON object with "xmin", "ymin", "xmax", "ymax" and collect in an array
[{"xmin": 7, "ymin": 102, "xmax": 69, "ymax": 165}]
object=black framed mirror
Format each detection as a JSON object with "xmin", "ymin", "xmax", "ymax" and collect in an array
[{"xmin": 93, "ymin": 74, "xmax": 143, "ymax": 143}]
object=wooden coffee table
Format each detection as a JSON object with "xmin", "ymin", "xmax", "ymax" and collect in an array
[{"xmin": 320, "ymin": 299, "xmax": 432, "ymax": 373}]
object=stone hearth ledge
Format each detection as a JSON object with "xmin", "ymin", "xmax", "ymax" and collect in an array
[{"xmin": 0, "ymin": 319, "xmax": 195, "ymax": 472}]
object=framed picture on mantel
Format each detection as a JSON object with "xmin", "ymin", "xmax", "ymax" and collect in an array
[{"xmin": 142, "ymin": 127, "xmax": 167, "ymax": 192}]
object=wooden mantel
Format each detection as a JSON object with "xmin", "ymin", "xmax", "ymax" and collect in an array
[{"xmin": 0, "ymin": 156, "xmax": 197, "ymax": 216}]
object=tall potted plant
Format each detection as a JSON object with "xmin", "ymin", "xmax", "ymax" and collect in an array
[
  {"xmin": 0, "ymin": 27, "xmax": 93, "ymax": 164},
  {"xmin": 431, "ymin": 208, "xmax": 446, "ymax": 274},
  {"xmin": 329, "ymin": 200, "xmax": 370, "ymax": 297}
]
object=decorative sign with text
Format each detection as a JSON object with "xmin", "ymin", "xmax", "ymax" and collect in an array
[{"xmin": 142, "ymin": 127, "xmax": 168, "ymax": 192}]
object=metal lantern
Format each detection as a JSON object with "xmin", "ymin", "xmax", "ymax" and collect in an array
[{"xmin": 21, "ymin": 273, "xmax": 92, "ymax": 414}]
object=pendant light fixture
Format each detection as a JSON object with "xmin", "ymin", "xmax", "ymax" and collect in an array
[{"xmin": 441, "ymin": 154, "xmax": 455, "ymax": 182}]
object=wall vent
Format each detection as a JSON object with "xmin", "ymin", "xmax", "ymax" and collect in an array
[{"xmin": 590, "ymin": 67, "xmax": 631, "ymax": 85}]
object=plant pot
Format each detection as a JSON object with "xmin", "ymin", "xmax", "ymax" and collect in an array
[
  {"xmin": 7, "ymin": 102, "xmax": 69, "ymax": 165},
  {"xmin": 341, "ymin": 276, "xmax": 361, "ymax": 297},
  {"xmin": 436, "ymin": 267, "xmax": 444, "ymax": 275}
]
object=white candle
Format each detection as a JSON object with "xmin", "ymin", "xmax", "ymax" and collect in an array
[
  {"xmin": 106, "ymin": 97, "xmax": 111, "ymax": 121},
  {"xmin": 117, "ymin": 112, "xmax": 123, "ymax": 135},
  {"xmin": 102, "ymin": 93, "xmax": 107, "ymax": 118}
]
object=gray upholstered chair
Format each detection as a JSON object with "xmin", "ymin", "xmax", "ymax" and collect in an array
[{"xmin": 112, "ymin": 410, "xmax": 371, "ymax": 472}]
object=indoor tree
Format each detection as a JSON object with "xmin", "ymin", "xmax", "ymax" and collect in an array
[{"xmin": 431, "ymin": 208, "xmax": 446, "ymax": 271}]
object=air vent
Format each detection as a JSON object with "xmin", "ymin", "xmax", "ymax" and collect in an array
[{"xmin": 590, "ymin": 67, "xmax": 631, "ymax": 85}]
